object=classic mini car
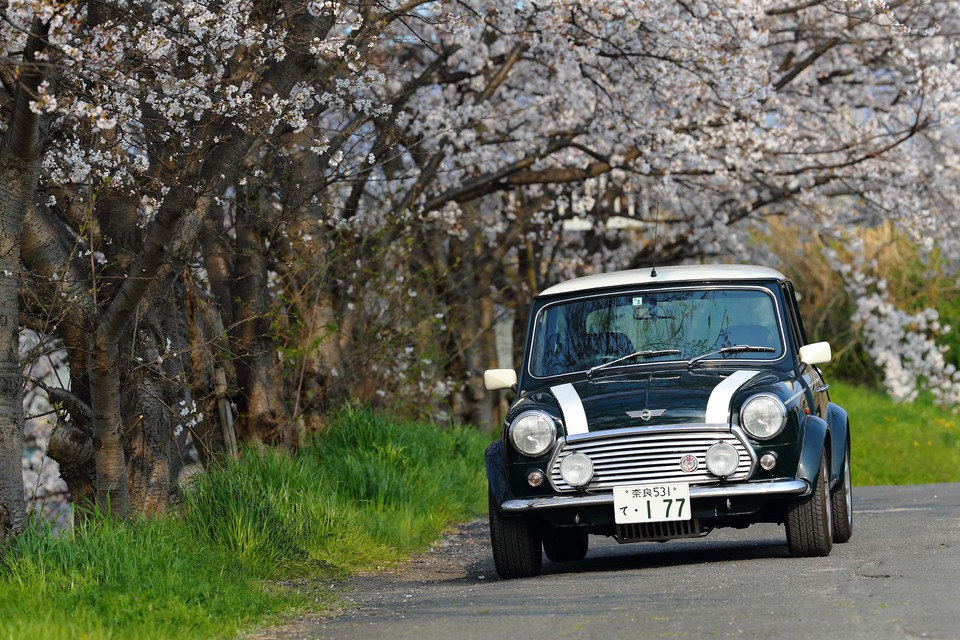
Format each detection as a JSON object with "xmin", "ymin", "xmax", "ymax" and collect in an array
[{"xmin": 484, "ymin": 264, "xmax": 852, "ymax": 579}]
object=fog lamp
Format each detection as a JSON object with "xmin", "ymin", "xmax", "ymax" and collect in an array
[
  {"xmin": 527, "ymin": 469, "xmax": 545, "ymax": 487},
  {"xmin": 759, "ymin": 453, "xmax": 778, "ymax": 471},
  {"xmin": 559, "ymin": 452, "xmax": 594, "ymax": 488},
  {"xmin": 705, "ymin": 442, "xmax": 740, "ymax": 477}
]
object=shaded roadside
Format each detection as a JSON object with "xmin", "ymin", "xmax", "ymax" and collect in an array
[{"xmin": 250, "ymin": 519, "xmax": 495, "ymax": 639}]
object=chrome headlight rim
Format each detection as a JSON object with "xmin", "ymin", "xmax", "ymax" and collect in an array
[
  {"xmin": 739, "ymin": 393, "xmax": 787, "ymax": 440},
  {"xmin": 508, "ymin": 410, "xmax": 557, "ymax": 457}
]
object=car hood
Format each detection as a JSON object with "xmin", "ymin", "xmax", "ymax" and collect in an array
[{"xmin": 535, "ymin": 368, "xmax": 785, "ymax": 434}]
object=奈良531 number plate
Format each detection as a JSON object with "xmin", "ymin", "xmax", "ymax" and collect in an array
[{"xmin": 613, "ymin": 482, "xmax": 690, "ymax": 524}]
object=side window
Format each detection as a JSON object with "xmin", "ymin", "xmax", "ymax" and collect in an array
[{"xmin": 780, "ymin": 283, "xmax": 807, "ymax": 352}]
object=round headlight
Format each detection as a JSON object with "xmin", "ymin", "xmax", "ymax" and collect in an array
[
  {"xmin": 509, "ymin": 411, "xmax": 557, "ymax": 456},
  {"xmin": 705, "ymin": 442, "xmax": 740, "ymax": 477},
  {"xmin": 559, "ymin": 452, "xmax": 594, "ymax": 488},
  {"xmin": 740, "ymin": 394, "xmax": 787, "ymax": 439}
]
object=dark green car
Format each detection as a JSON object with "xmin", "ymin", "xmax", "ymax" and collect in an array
[{"xmin": 484, "ymin": 265, "xmax": 852, "ymax": 579}]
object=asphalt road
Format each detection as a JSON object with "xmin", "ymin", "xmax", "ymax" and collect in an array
[{"xmin": 292, "ymin": 484, "xmax": 960, "ymax": 640}]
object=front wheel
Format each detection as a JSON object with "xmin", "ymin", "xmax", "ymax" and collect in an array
[
  {"xmin": 488, "ymin": 489, "xmax": 542, "ymax": 579},
  {"xmin": 785, "ymin": 449, "xmax": 833, "ymax": 557},
  {"xmin": 831, "ymin": 438, "xmax": 853, "ymax": 543}
]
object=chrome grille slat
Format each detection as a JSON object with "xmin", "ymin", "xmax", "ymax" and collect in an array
[
  {"xmin": 549, "ymin": 427, "xmax": 754, "ymax": 492},
  {"xmin": 572, "ymin": 433, "xmax": 728, "ymax": 449},
  {"xmin": 586, "ymin": 443, "xmax": 715, "ymax": 457},
  {"xmin": 585, "ymin": 447, "xmax": 719, "ymax": 462}
]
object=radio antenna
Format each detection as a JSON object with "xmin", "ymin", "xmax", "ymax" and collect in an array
[{"xmin": 650, "ymin": 200, "xmax": 660, "ymax": 278}]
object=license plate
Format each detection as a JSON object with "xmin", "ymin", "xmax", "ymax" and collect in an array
[{"xmin": 614, "ymin": 483, "xmax": 691, "ymax": 524}]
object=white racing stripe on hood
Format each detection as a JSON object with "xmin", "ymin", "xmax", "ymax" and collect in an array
[
  {"xmin": 705, "ymin": 370, "xmax": 761, "ymax": 424},
  {"xmin": 550, "ymin": 383, "xmax": 589, "ymax": 436}
]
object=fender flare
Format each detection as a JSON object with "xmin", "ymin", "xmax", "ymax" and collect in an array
[
  {"xmin": 797, "ymin": 415, "xmax": 829, "ymax": 492},
  {"xmin": 485, "ymin": 440, "xmax": 511, "ymax": 509},
  {"xmin": 826, "ymin": 402, "xmax": 850, "ymax": 488}
]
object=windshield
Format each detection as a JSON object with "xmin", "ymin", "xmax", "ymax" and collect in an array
[{"xmin": 528, "ymin": 287, "xmax": 784, "ymax": 378}]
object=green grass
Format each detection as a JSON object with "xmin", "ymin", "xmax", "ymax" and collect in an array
[
  {"xmin": 2, "ymin": 389, "xmax": 956, "ymax": 638},
  {"xmin": 830, "ymin": 380, "xmax": 960, "ymax": 485},
  {"xmin": 0, "ymin": 515, "xmax": 295, "ymax": 640},
  {"xmin": 0, "ymin": 406, "xmax": 491, "ymax": 640}
]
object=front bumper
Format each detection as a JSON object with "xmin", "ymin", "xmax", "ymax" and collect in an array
[{"xmin": 500, "ymin": 479, "xmax": 809, "ymax": 513}]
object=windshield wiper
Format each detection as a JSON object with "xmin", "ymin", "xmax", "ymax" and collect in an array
[
  {"xmin": 687, "ymin": 344, "xmax": 775, "ymax": 369},
  {"xmin": 587, "ymin": 349, "xmax": 681, "ymax": 377}
]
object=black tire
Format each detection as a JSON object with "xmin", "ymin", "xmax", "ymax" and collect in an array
[
  {"xmin": 542, "ymin": 528, "xmax": 589, "ymax": 562},
  {"xmin": 488, "ymin": 489, "xmax": 542, "ymax": 579},
  {"xmin": 785, "ymin": 449, "xmax": 834, "ymax": 557},
  {"xmin": 831, "ymin": 437, "xmax": 853, "ymax": 543}
]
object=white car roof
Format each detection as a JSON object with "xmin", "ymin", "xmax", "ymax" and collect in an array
[{"xmin": 539, "ymin": 264, "xmax": 788, "ymax": 297}]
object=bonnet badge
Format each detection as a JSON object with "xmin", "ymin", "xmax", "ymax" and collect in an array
[{"xmin": 626, "ymin": 409, "xmax": 666, "ymax": 421}]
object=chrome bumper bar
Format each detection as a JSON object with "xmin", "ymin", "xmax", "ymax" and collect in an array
[{"xmin": 500, "ymin": 479, "xmax": 809, "ymax": 513}]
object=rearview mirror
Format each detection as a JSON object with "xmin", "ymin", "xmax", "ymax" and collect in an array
[
  {"xmin": 799, "ymin": 341, "xmax": 832, "ymax": 366},
  {"xmin": 484, "ymin": 368, "xmax": 517, "ymax": 391}
]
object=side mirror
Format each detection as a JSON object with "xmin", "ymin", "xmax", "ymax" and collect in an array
[
  {"xmin": 484, "ymin": 368, "xmax": 517, "ymax": 391},
  {"xmin": 799, "ymin": 341, "xmax": 832, "ymax": 366}
]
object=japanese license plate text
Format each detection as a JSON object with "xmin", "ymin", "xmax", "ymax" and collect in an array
[{"xmin": 614, "ymin": 483, "xmax": 691, "ymax": 524}]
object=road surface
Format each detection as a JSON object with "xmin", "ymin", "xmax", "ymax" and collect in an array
[{"xmin": 262, "ymin": 484, "xmax": 960, "ymax": 639}]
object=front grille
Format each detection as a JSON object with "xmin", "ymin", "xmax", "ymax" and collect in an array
[
  {"xmin": 549, "ymin": 425, "xmax": 754, "ymax": 492},
  {"xmin": 616, "ymin": 518, "xmax": 705, "ymax": 543}
]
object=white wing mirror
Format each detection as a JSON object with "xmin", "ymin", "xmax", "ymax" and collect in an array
[
  {"xmin": 484, "ymin": 368, "xmax": 517, "ymax": 391},
  {"xmin": 799, "ymin": 341, "xmax": 832, "ymax": 366}
]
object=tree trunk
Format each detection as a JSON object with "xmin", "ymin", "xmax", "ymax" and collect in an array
[
  {"xmin": 120, "ymin": 281, "xmax": 190, "ymax": 513},
  {"xmin": 0, "ymin": 17, "xmax": 48, "ymax": 539},
  {"xmin": 431, "ymin": 217, "xmax": 497, "ymax": 429},
  {"xmin": 88, "ymin": 335, "xmax": 132, "ymax": 517},
  {"xmin": 46, "ymin": 420, "xmax": 95, "ymax": 509},
  {"xmin": 229, "ymin": 188, "xmax": 294, "ymax": 447},
  {"xmin": 0, "ymin": 179, "xmax": 28, "ymax": 537},
  {"xmin": 186, "ymin": 285, "xmax": 238, "ymax": 464}
]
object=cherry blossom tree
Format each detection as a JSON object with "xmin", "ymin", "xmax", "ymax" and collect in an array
[
  {"xmin": 2, "ymin": 0, "xmax": 422, "ymax": 518},
  {"xmin": 282, "ymin": 0, "xmax": 960, "ymax": 425},
  {"xmin": 0, "ymin": 12, "xmax": 48, "ymax": 538},
  {"xmin": 4, "ymin": 0, "xmax": 960, "ymax": 527}
]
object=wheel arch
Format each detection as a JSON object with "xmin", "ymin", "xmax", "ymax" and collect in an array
[
  {"xmin": 826, "ymin": 402, "xmax": 850, "ymax": 489},
  {"xmin": 485, "ymin": 440, "xmax": 511, "ymax": 508}
]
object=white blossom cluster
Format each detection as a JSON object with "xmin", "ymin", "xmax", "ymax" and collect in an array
[
  {"xmin": 1, "ymin": 0, "xmax": 391, "ymax": 205},
  {"xmin": 175, "ymin": 399, "xmax": 202, "ymax": 437},
  {"xmin": 825, "ymin": 248, "xmax": 960, "ymax": 405},
  {"xmin": 306, "ymin": 1, "xmax": 960, "ymax": 264}
]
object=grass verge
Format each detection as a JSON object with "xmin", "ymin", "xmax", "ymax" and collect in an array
[
  {"xmin": 0, "ymin": 406, "xmax": 491, "ymax": 640},
  {"xmin": 830, "ymin": 380, "xmax": 960, "ymax": 485}
]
